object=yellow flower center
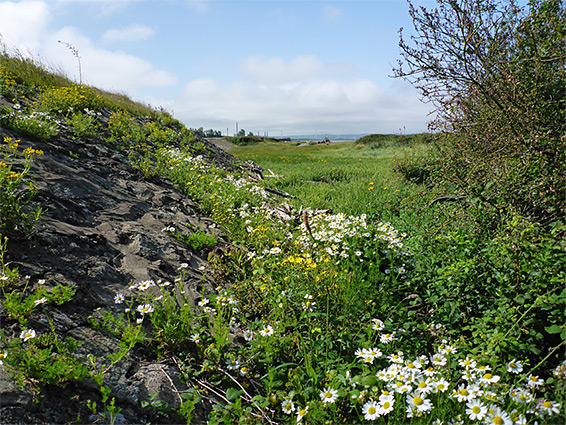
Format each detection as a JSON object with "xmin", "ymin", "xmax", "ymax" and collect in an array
[
  {"xmin": 459, "ymin": 388, "xmax": 469, "ymax": 396},
  {"xmin": 509, "ymin": 362, "xmax": 516, "ymax": 368},
  {"xmin": 383, "ymin": 401, "xmax": 391, "ymax": 409},
  {"xmin": 493, "ymin": 416, "xmax": 503, "ymax": 425},
  {"xmin": 325, "ymin": 392, "xmax": 332, "ymax": 399},
  {"xmin": 383, "ymin": 390, "xmax": 390, "ymax": 396},
  {"xmin": 472, "ymin": 406, "xmax": 481, "ymax": 414},
  {"xmin": 419, "ymin": 382, "xmax": 427, "ymax": 388},
  {"xmin": 298, "ymin": 409, "xmax": 306, "ymax": 416},
  {"xmin": 484, "ymin": 373, "xmax": 493, "ymax": 380},
  {"xmin": 543, "ymin": 401, "xmax": 552, "ymax": 408},
  {"xmin": 368, "ymin": 407, "xmax": 376, "ymax": 414},
  {"xmin": 414, "ymin": 396, "xmax": 423, "ymax": 405}
]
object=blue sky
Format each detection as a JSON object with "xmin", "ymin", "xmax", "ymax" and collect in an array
[{"xmin": 0, "ymin": 0, "xmax": 434, "ymax": 136}]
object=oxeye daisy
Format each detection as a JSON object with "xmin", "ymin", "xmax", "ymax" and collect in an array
[
  {"xmin": 34, "ymin": 296, "xmax": 48, "ymax": 306},
  {"xmin": 367, "ymin": 347, "xmax": 383, "ymax": 360},
  {"xmin": 510, "ymin": 387, "xmax": 534, "ymax": 404},
  {"xmin": 452, "ymin": 384, "xmax": 474, "ymax": 402},
  {"xmin": 407, "ymin": 390, "xmax": 432, "ymax": 413},
  {"xmin": 380, "ymin": 332, "xmax": 396, "ymax": 344},
  {"xmin": 507, "ymin": 359, "xmax": 523, "ymax": 374},
  {"xmin": 465, "ymin": 399, "xmax": 488, "ymax": 420},
  {"xmin": 362, "ymin": 400, "xmax": 380, "ymax": 420},
  {"xmin": 114, "ymin": 293, "xmax": 125, "ymax": 304},
  {"xmin": 479, "ymin": 372, "xmax": 500, "ymax": 385},
  {"xmin": 243, "ymin": 329, "xmax": 253, "ymax": 341},
  {"xmin": 0, "ymin": 351, "xmax": 7, "ymax": 366},
  {"xmin": 226, "ymin": 359, "xmax": 240, "ymax": 371},
  {"xmin": 371, "ymin": 319, "xmax": 384, "ymax": 331},
  {"xmin": 355, "ymin": 347, "xmax": 369, "ymax": 359},
  {"xmin": 190, "ymin": 333, "xmax": 200, "ymax": 343},
  {"xmin": 430, "ymin": 353, "xmax": 447, "ymax": 367},
  {"xmin": 432, "ymin": 377, "xmax": 450, "ymax": 393},
  {"xmin": 485, "ymin": 405, "xmax": 512, "ymax": 425},
  {"xmin": 296, "ymin": 405, "xmax": 308, "ymax": 422},
  {"xmin": 319, "ymin": 387, "xmax": 338, "ymax": 404},
  {"xmin": 137, "ymin": 304, "xmax": 154, "ymax": 315},
  {"xmin": 20, "ymin": 329, "xmax": 36, "ymax": 341},
  {"xmin": 458, "ymin": 356, "xmax": 477, "ymax": 370},
  {"xmin": 526, "ymin": 374, "xmax": 544, "ymax": 388},
  {"xmin": 259, "ymin": 324, "xmax": 274, "ymax": 337},
  {"xmin": 378, "ymin": 397, "xmax": 394, "ymax": 415},
  {"xmin": 538, "ymin": 399, "xmax": 560, "ymax": 416},
  {"xmin": 137, "ymin": 280, "xmax": 155, "ymax": 291},
  {"xmin": 388, "ymin": 352, "xmax": 404, "ymax": 364},
  {"xmin": 414, "ymin": 377, "xmax": 434, "ymax": 395},
  {"xmin": 281, "ymin": 399, "xmax": 294, "ymax": 415}
]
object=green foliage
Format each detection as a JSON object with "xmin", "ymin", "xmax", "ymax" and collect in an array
[
  {"xmin": 2, "ymin": 329, "xmax": 90, "ymax": 395},
  {"xmin": 36, "ymin": 85, "xmax": 105, "ymax": 115},
  {"xmin": 0, "ymin": 107, "xmax": 59, "ymax": 141},
  {"xmin": 225, "ymin": 136, "xmax": 271, "ymax": 146},
  {"xmin": 395, "ymin": 0, "xmax": 566, "ymax": 226},
  {"xmin": 0, "ymin": 136, "xmax": 43, "ymax": 236},
  {"xmin": 66, "ymin": 110, "xmax": 100, "ymax": 139},
  {"xmin": 354, "ymin": 133, "xmax": 432, "ymax": 149},
  {"xmin": 173, "ymin": 229, "xmax": 217, "ymax": 253},
  {"xmin": 107, "ymin": 111, "xmax": 144, "ymax": 145}
]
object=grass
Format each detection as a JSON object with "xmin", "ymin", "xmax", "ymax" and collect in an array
[{"xmin": 0, "ymin": 50, "xmax": 564, "ymax": 424}]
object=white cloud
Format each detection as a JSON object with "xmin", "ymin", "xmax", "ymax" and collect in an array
[
  {"xmin": 0, "ymin": 0, "xmax": 50, "ymax": 52},
  {"xmin": 184, "ymin": 0, "xmax": 210, "ymax": 12},
  {"xmin": 239, "ymin": 55, "xmax": 356, "ymax": 84},
  {"xmin": 177, "ymin": 56, "xmax": 430, "ymax": 135},
  {"xmin": 44, "ymin": 27, "xmax": 177, "ymax": 94},
  {"xmin": 102, "ymin": 24, "xmax": 155, "ymax": 44},
  {"xmin": 322, "ymin": 5, "xmax": 343, "ymax": 24}
]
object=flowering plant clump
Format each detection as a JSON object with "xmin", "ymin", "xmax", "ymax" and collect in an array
[
  {"xmin": 36, "ymin": 85, "xmax": 105, "ymax": 116},
  {"xmin": 0, "ymin": 107, "xmax": 59, "ymax": 141},
  {"xmin": 0, "ymin": 137, "xmax": 43, "ymax": 235}
]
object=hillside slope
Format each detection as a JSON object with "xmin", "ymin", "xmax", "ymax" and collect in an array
[{"xmin": 0, "ymin": 93, "xmax": 247, "ymax": 424}]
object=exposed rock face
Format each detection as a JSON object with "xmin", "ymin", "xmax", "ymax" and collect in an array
[{"xmin": 0, "ymin": 118, "xmax": 239, "ymax": 423}]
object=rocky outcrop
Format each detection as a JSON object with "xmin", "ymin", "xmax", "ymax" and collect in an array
[{"xmin": 0, "ymin": 113, "xmax": 239, "ymax": 423}]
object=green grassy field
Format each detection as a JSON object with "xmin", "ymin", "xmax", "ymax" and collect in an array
[{"xmin": 233, "ymin": 141, "xmax": 430, "ymax": 224}]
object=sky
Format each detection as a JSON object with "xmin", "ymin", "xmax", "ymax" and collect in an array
[{"xmin": 0, "ymin": 0, "xmax": 435, "ymax": 136}]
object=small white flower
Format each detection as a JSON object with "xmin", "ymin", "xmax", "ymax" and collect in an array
[
  {"xmin": 178, "ymin": 263, "xmax": 189, "ymax": 270},
  {"xmin": 34, "ymin": 297, "xmax": 48, "ymax": 306},
  {"xmin": 191, "ymin": 333, "xmax": 200, "ymax": 343},
  {"xmin": 372, "ymin": 319, "xmax": 385, "ymax": 331},
  {"xmin": 0, "ymin": 350, "xmax": 8, "ymax": 366},
  {"xmin": 38, "ymin": 279, "xmax": 46, "ymax": 285},
  {"xmin": 281, "ymin": 399, "xmax": 294, "ymax": 415},
  {"xmin": 137, "ymin": 280, "xmax": 155, "ymax": 291},
  {"xmin": 198, "ymin": 298, "xmax": 209, "ymax": 307},
  {"xmin": 226, "ymin": 359, "xmax": 240, "ymax": 371},
  {"xmin": 296, "ymin": 405, "xmax": 308, "ymax": 422},
  {"xmin": 243, "ymin": 330, "xmax": 253, "ymax": 341},
  {"xmin": 507, "ymin": 359, "xmax": 523, "ymax": 374},
  {"xmin": 20, "ymin": 329, "xmax": 36, "ymax": 341},
  {"xmin": 259, "ymin": 324, "xmax": 274, "ymax": 337},
  {"xmin": 114, "ymin": 293, "xmax": 125, "ymax": 304},
  {"xmin": 137, "ymin": 304, "xmax": 154, "ymax": 315},
  {"xmin": 319, "ymin": 387, "xmax": 338, "ymax": 404},
  {"xmin": 466, "ymin": 400, "xmax": 488, "ymax": 421},
  {"xmin": 362, "ymin": 400, "xmax": 380, "ymax": 420}
]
